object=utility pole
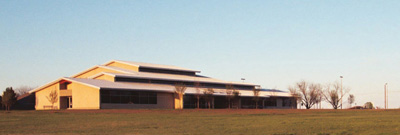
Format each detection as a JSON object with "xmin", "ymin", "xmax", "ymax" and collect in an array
[{"xmin": 340, "ymin": 76, "xmax": 343, "ymax": 109}]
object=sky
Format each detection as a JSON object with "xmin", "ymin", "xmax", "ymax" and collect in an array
[{"xmin": 1, "ymin": 0, "xmax": 399, "ymax": 109}]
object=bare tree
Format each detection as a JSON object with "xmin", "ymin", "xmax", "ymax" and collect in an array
[
  {"xmin": 348, "ymin": 94, "xmax": 355, "ymax": 108},
  {"xmin": 252, "ymin": 87, "xmax": 261, "ymax": 109},
  {"xmin": 322, "ymin": 82, "xmax": 350, "ymax": 109},
  {"xmin": 194, "ymin": 82, "xmax": 202, "ymax": 109},
  {"xmin": 174, "ymin": 83, "xmax": 187, "ymax": 109},
  {"xmin": 226, "ymin": 84, "xmax": 235, "ymax": 109},
  {"xmin": 315, "ymin": 90, "xmax": 323, "ymax": 109},
  {"xmin": 288, "ymin": 81, "xmax": 322, "ymax": 109},
  {"xmin": 203, "ymin": 88, "xmax": 214, "ymax": 109},
  {"xmin": 15, "ymin": 85, "xmax": 36, "ymax": 97},
  {"xmin": 46, "ymin": 89, "xmax": 58, "ymax": 109},
  {"xmin": 289, "ymin": 87, "xmax": 301, "ymax": 109}
]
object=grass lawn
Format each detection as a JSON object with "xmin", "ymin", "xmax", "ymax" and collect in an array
[{"xmin": 0, "ymin": 109, "xmax": 399, "ymax": 135}]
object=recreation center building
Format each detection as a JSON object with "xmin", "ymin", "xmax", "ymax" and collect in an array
[{"xmin": 29, "ymin": 60, "xmax": 297, "ymax": 110}]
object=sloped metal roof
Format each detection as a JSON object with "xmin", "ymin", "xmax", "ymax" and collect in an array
[
  {"xmin": 64, "ymin": 77, "xmax": 175, "ymax": 92},
  {"xmin": 80, "ymin": 65, "xmax": 258, "ymax": 87},
  {"xmin": 110, "ymin": 60, "xmax": 201, "ymax": 73},
  {"xmin": 30, "ymin": 77, "xmax": 292, "ymax": 97},
  {"xmin": 65, "ymin": 77, "xmax": 292, "ymax": 97},
  {"xmin": 103, "ymin": 71, "xmax": 258, "ymax": 86}
]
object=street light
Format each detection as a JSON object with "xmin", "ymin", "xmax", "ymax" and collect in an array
[
  {"xmin": 340, "ymin": 76, "xmax": 343, "ymax": 109},
  {"xmin": 384, "ymin": 83, "xmax": 388, "ymax": 109},
  {"xmin": 241, "ymin": 78, "xmax": 245, "ymax": 83}
]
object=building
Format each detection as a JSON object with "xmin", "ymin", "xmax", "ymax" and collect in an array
[{"xmin": 29, "ymin": 60, "xmax": 296, "ymax": 110}]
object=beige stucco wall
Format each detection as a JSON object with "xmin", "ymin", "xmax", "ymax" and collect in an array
[
  {"xmin": 70, "ymin": 82, "xmax": 100, "ymax": 109},
  {"xmin": 105, "ymin": 61, "xmax": 139, "ymax": 72},
  {"xmin": 35, "ymin": 83, "xmax": 60, "ymax": 110},
  {"xmin": 100, "ymin": 92, "xmax": 174, "ymax": 109}
]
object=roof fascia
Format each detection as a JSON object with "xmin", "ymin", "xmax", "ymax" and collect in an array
[
  {"xmin": 102, "ymin": 60, "xmax": 120, "ymax": 66},
  {"xmin": 112, "ymin": 60, "xmax": 140, "ymax": 67},
  {"xmin": 71, "ymin": 65, "xmax": 133, "ymax": 78},
  {"xmin": 29, "ymin": 78, "xmax": 63, "ymax": 93},
  {"xmin": 71, "ymin": 65, "xmax": 100, "ymax": 78}
]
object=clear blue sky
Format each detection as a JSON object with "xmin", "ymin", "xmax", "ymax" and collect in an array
[{"xmin": 1, "ymin": 1, "xmax": 399, "ymax": 108}]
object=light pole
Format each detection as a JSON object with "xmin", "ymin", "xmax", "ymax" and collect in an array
[
  {"xmin": 340, "ymin": 76, "xmax": 343, "ymax": 109},
  {"xmin": 241, "ymin": 78, "xmax": 245, "ymax": 83},
  {"xmin": 384, "ymin": 83, "xmax": 388, "ymax": 109}
]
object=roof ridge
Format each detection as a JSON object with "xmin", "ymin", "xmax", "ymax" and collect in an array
[{"xmin": 110, "ymin": 60, "xmax": 201, "ymax": 73}]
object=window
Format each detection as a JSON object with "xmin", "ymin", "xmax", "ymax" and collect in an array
[
  {"xmin": 139, "ymin": 92, "xmax": 149, "ymax": 104},
  {"xmin": 283, "ymin": 98, "xmax": 292, "ymax": 107},
  {"xmin": 101, "ymin": 90, "xmax": 110, "ymax": 103},
  {"xmin": 100, "ymin": 90, "xmax": 157, "ymax": 104},
  {"xmin": 139, "ymin": 67, "xmax": 196, "ymax": 76},
  {"xmin": 265, "ymin": 98, "xmax": 277, "ymax": 106},
  {"xmin": 148, "ymin": 92, "xmax": 157, "ymax": 104},
  {"xmin": 120, "ymin": 91, "xmax": 131, "ymax": 103}
]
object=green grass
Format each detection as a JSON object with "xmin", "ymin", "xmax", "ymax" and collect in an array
[{"xmin": 0, "ymin": 109, "xmax": 399, "ymax": 135}]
